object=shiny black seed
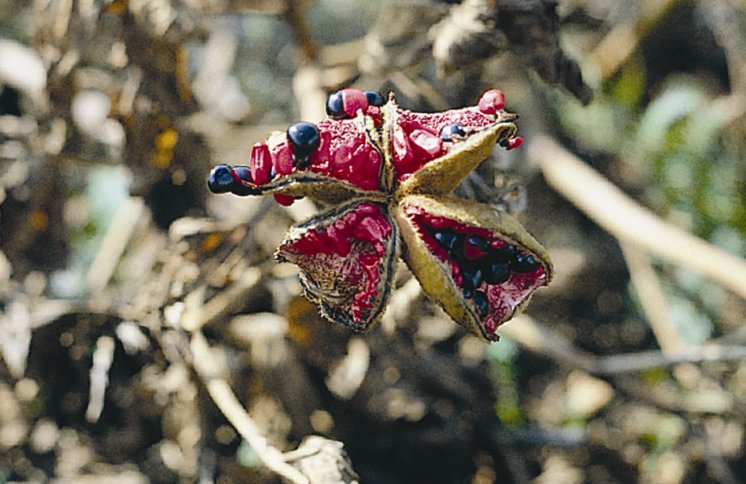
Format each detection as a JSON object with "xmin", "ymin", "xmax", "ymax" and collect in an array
[
  {"xmin": 511, "ymin": 254, "xmax": 539, "ymax": 273},
  {"xmin": 232, "ymin": 165, "xmax": 251, "ymax": 182},
  {"xmin": 440, "ymin": 123, "xmax": 467, "ymax": 141},
  {"xmin": 457, "ymin": 234, "xmax": 489, "ymax": 261},
  {"xmin": 466, "ymin": 234, "xmax": 489, "ymax": 251},
  {"xmin": 207, "ymin": 164, "xmax": 234, "ymax": 194},
  {"xmin": 230, "ymin": 166, "xmax": 254, "ymax": 196},
  {"xmin": 288, "ymin": 122, "xmax": 321, "ymax": 168},
  {"xmin": 326, "ymin": 91, "xmax": 346, "ymax": 119},
  {"xmin": 432, "ymin": 229, "xmax": 462, "ymax": 252},
  {"xmin": 364, "ymin": 90, "xmax": 385, "ymax": 107},
  {"xmin": 488, "ymin": 244, "xmax": 517, "ymax": 263},
  {"xmin": 462, "ymin": 266, "xmax": 483, "ymax": 290},
  {"xmin": 483, "ymin": 261, "xmax": 510, "ymax": 285},
  {"xmin": 295, "ymin": 156, "xmax": 312, "ymax": 170},
  {"xmin": 473, "ymin": 291, "xmax": 489, "ymax": 317}
]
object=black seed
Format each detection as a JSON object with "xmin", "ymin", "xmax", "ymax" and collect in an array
[
  {"xmin": 462, "ymin": 284, "xmax": 475, "ymax": 299},
  {"xmin": 511, "ymin": 254, "xmax": 539, "ymax": 273},
  {"xmin": 483, "ymin": 260, "xmax": 510, "ymax": 285},
  {"xmin": 488, "ymin": 244, "xmax": 517, "ymax": 263},
  {"xmin": 230, "ymin": 166, "xmax": 254, "ymax": 196},
  {"xmin": 364, "ymin": 90, "xmax": 385, "ymax": 107},
  {"xmin": 232, "ymin": 165, "xmax": 251, "ymax": 182},
  {"xmin": 473, "ymin": 291, "xmax": 489, "ymax": 317},
  {"xmin": 462, "ymin": 266, "xmax": 483, "ymax": 290},
  {"xmin": 295, "ymin": 156, "xmax": 312, "ymax": 170},
  {"xmin": 457, "ymin": 234, "xmax": 489, "ymax": 261},
  {"xmin": 440, "ymin": 123, "xmax": 466, "ymax": 141},
  {"xmin": 466, "ymin": 234, "xmax": 489, "ymax": 251},
  {"xmin": 207, "ymin": 165, "xmax": 234, "ymax": 194},
  {"xmin": 326, "ymin": 91, "xmax": 346, "ymax": 119},
  {"xmin": 287, "ymin": 122, "xmax": 321, "ymax": 168},
  {"xmin": 432, "ymin": 229, "xmax": 462, "ymax": 252}
]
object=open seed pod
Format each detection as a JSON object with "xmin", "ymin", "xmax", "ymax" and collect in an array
[
  {"xmin": 275, "ymin": 200, "xmax": 399, "ymax": 332},
  {"xmin": 394, "ymin": 194, "xmax": 552, "ymax": 342},
  {"xmin": 384, "ymin": 89, "xmax": 519, "ymax": 195},
  {"xmin": 210, "ymin": 87, "xmax": 549, "ymax": 342},
  {"xmin": 252, "ymin": 114, "xmax": 386, "ymax": 204}
]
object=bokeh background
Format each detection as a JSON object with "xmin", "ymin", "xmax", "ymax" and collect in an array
[{"xmin": 1, "ymin": 0, "xmax": 745, "ymax": 482}]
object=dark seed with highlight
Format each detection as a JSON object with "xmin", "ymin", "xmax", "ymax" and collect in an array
[
  {"xmin": 462, "ymin": 266, "xmax": 483, "ymax": 291},
  {"xmin": 511, "ymin": 254, "xmax": 539, "ymax": 273},
  {"xmin": 483, "ymin": 261, "xmax": 510, "ymax": 285},
  {"xmin": 230, "ymin": 166, "xmax": 255, "ymax": 196},
  {"xmin": 364, "ymin": 90, "xmax": 385, "ymax": 107},
  {"xmin": 207, "ymin": 164, "xmax": 234, "ymax": 194},
  {"xmin": 489, "ymin": 244, "xmax": 517, "ymax": 263},
  {"xmin": 473, "ymin": 291, "xmax": 489, "ymax": 317},
  {"xmin": 432, "ymin": 230, "xmax": 462, "ymax": 253},
  {"xmin": 326, "ymin": 91, "xmax": 345, "ymax": 119},
  {"xmin": 440, "ymin": 123, "xmax": 467, "ymax": 142},
  {"xmin": 288, "ymin": 122, "xmax": 321, "ymax": 169}
]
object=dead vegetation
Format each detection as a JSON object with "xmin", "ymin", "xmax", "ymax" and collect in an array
[{"xmin": 1, "ymin": 0, "xmax": 745, "ymax": 482}]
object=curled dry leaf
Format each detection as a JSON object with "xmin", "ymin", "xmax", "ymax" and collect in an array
[{"xmin": 208, "ymin": 88, "xmax": 552, "ymax": 341}]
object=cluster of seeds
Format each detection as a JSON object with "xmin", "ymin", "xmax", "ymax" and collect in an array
[
  {"xmin": 426, "ymin": 226, "xmax": 539, "ymax": 317},
  {"xmin": 207, "ymin": 87, "xmax": 550, "ymax": 339},
  {"xmin": 207, "ymin": 89, "xmax": 388, "ymax": 204},
  {"xmin": 277, "ymin": 202, "xmax": 394, "ymax": 326}
]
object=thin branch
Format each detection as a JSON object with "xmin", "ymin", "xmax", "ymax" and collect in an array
[
  {"xmin": 596, "ymin": 344, "xmax": 746, "ymax": 375},
  {"xmin": 190, "ymin": 330, "xmax": 309, "ymax": 484},
  {"xmin": 499, "ymin": 315, "xmax": 598, "ymax": 373},
  {"xmin": 620, "ymin": 242, "xmax": 686, "ymax": 355},
  {"xmin": 503, "ymin": 315, "xmax": 746, "ymax": 375},
  {"xmin": 87, "ymin": 197, "xmax": 146, "ymax": 294},
  {"xmin": 588, "ymin": 0, "xmax": 681, "ymax": 81},
  {"xmin": 529, "ymin": 135, "xmax": 746, "ymax": 301},
  {"xmin": 181, "ymin": 267, "xmax": 262, "ymax": 332}
]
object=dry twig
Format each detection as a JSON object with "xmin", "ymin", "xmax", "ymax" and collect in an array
[
  {"xmin": 529, "ymin": 135, "xmax": 746, "ymax": 301},
  {"xmin": 190, "ymin": 330, "xmax": 310, "ymax": 484}
]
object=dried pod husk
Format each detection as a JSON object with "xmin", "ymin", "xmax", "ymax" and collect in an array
[
  {"xmin": 276, "ymin": 200, "xmax": 398, "ymax": 332},
  {"xmin": 248, "ymin": 114, "xmax": 385, "ymax": 205},
  {"xmin": 382, "ymin": 99, "xmax": 517, "ymax": 195},
  {"xmin": 394, "ymin": 194, "xmax": 552, "ymax": 341}
]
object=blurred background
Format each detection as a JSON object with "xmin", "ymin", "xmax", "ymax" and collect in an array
[{"xmin": 0, "ymin": 0, "xmax": 745, "ymax": 482}]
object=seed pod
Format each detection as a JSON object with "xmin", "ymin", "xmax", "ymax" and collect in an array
[
  {"xmin": 209, "ymin": 88, "xmax": 550, "ymax": 342},
  {"xmin": 384, "ymin": 97, "xmax": 518, "ymax": 195},
  {"xmin": 276, "ymin": 200, "xmax": 399, "ymax": 332},
  {"xmin": 394, "ymin": 194, "xmax": 552, "ymax": 341},
  {"xmin": 244, "ymin": 115, "xmax": 385, "ymax": 205}
]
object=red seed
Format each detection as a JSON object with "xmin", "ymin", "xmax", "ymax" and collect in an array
[
  {"xmin": 477, "ymin": 89, "xmax": 505, "ymax": 115},
  {"xmin": 505, "ymin": 136, "xmax": 524, "ymax": 151},
  {"xmin": 273, "ymin": 193, "xmax": 296, "ymax": 206},
  {"xmin": 341, "ymin": 89, "xmax": 369, "ymax": 118},
  {"xmin": 250, "ymin": 142, "xmax": 272, "ymax": 185},
  {"xmin": 409, "ymin": 128, "xmax": 443, "ymax": 159},
  {"xmin": 271, "ymin": 143, "xmax": 294, "ymax": 175}
]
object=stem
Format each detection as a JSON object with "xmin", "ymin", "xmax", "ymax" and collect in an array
[
  {"xmin": 190, "ymin": 331, "xmax": 309, "ymax": 484},
  {"xmin": 529, "ymin": 135, "xmax": 746, "ymax": 301}
]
